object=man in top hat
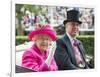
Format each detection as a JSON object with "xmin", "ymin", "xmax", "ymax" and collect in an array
[{"xmin": 54, "ymin": 10, "xmax": 89, "ymax": 70}]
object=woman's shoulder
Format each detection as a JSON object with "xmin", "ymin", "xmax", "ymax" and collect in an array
[
  {"xmin": 22, "ymin": 48, "xmax": 42, "ymax": 61},
  {"xmin": 23, "ymin": 48, "xmax": 36, "ymax": 57}
]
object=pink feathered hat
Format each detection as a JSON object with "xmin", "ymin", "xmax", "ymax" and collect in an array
[{"xmin": 28, "ymin": 24, "xmax": 57, "ymax": 41}]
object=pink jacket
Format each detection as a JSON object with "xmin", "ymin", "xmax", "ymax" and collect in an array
[{"xmin": 22, "ymin": 44, "xmax": 58, "ymax": 72}]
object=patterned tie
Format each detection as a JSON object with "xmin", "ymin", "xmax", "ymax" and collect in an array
[
  {"xmin": 72, "ymin": 39, "xmax": 85, "ymax": 68},
  {"xmin": 72, "ymin": 39, "xmax": 82, "ymax": 64}
]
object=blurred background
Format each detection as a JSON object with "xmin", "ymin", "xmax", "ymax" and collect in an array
[{"xmin": 15, "ymin": 4, "xmax": 94, "ymax": 68}]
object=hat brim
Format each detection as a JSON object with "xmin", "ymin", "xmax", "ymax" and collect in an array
[
  {"xmin": 63, "ymin": 20, "xmax": 82, "ymax": 25},
  {"xmin": 28, "ymin": 29, "xmax": 57, "ymax": 41}
]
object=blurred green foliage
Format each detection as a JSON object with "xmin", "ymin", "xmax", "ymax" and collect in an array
[{"xmin": 16, "ymin": 35, "xmax": 94, "ymax": 56}]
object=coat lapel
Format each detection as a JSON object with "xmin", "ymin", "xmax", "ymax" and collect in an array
[
  {"xmin": 62, "ymin": 34, "xmax": 77, "ymax": 65},
  {"xmin": 77, "ymin": 42, "xmax": 86, "ymax": 62}
]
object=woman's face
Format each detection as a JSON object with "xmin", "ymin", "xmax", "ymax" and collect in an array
[{"xmin": 33, "ymin": 34, "xmax": 52, "ymax": 52}]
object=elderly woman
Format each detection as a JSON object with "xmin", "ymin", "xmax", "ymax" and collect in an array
[{"xmin": 22, "ymin": 24, "xmax": 58, "ymax": 72}]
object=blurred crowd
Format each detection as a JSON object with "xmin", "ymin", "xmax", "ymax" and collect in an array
[{"xmin": 16, "ymin": 6, "xmax": 94, "ymax": 35}]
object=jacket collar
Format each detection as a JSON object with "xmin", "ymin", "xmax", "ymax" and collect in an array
[
  {"xmin": 31, "ymin": 44, "xmax": 48, "ymax": 56},
  {"xmin": 62, "ymin": 34, "xmax": 78, "ymax": 65}
]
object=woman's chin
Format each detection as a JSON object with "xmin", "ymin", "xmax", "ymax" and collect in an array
[{"xmin": 41, "ymin": 47, "xmax": 48, "ymax": 51}]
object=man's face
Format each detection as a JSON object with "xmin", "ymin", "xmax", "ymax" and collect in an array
[
  {"xmin": 65, "ymin": 22, "xmax": 80, "ymax": 37},
  {"xmin": 33, "ymin": 34, "xmax": 52, "ymax": 52}
]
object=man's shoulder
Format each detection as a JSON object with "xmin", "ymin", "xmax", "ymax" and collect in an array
[
  {"xmin": 56, "ymin": 37, "xmax": 67, "ymax": 47},
  {"xmin": 56, "ymin": 38, "xmax": 63, "ymax": 44}
]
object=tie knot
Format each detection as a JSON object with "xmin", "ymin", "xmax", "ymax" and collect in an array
[{"xmin": 73, "ymin": 39, "xmax": 79, "ymax": 46}]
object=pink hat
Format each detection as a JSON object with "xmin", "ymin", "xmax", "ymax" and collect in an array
[{"xmin": 28, "ymin": 24, "xmax": 57, "ymax": 41}]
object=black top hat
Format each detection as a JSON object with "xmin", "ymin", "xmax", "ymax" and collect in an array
[{"xmin": 63, "ymin": 10, "xmax": 82, "ymax": 25}]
